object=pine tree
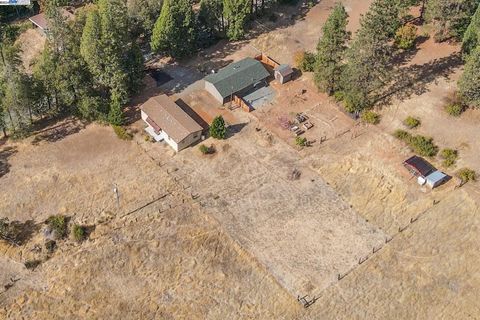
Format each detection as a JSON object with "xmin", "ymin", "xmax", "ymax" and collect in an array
[
  {"xmin": 340, "ymin": 0, "xmax": 399, "ymax": 112},
  {"xmin": 458, "ymin": 45, "xmax": 480, "ymax": 108},
  {"xmin": 108, "ymin": 88, "xmax": 125, "ymax": 125},
  {"xmin": 197, "ymin": 0, "xmax": 224, "ymax": 47},
  {"xmin": 209, "ymin": 115, "xmax": 226, "ymax": 139},
  {"xmin": 314, "ymin": 3, "xmax": 350, "ymax": 95},
  {"xmin": 462, "ymin": 4, "xmax": 480, "ymax": 55},
  {"xmin": 223, "ymin": 0, "xmax": 251, "ymax": 41},
  {"xmin": 426, "ymin": 0, "xmax": 480, "ymax": 42},
  {"xmin": 151, "ymin": 0, "xmax": 197, "ymax": 58}
]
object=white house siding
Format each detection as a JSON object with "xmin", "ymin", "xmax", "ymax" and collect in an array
[{"xmin": 205, "ymin": 81, "xmax": 225, "ymax": 104}]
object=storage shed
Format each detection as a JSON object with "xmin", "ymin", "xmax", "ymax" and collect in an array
[
  {"xmin": 274, "ymin": 64, "xmax": 294, "ymax": 84},
  {"xmin": 403, "ymin": 156, "xmax": 435, "ymax": 178},
  {"xmin": 425, "ymin": 171, "xmax": 448, "ymax": 189}
]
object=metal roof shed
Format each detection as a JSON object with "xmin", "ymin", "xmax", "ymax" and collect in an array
[
  {"xmin": 204, "ymin": 58, "xmax": 270, "ymax": 103},
  {"xmin": 425, "ymin": 171, "xmax": 448, "ymax": 189},
  {"xmin": 403, "ymin": 156, "xmax": 435, "ymax": 177}
]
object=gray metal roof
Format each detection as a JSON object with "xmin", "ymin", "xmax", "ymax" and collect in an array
[
  {"xmin": 275, "ymin": 64, "xmax": 293, "ymax": 76},
  {"xmin": 204, "ymin": 58, "xmax": 270, "ymax": 99},
  {"xmin": 426, "ymin": 170, "xmax": 447, "ymax": 183}
]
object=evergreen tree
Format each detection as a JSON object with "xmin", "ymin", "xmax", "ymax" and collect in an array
[
  {"xmin": 223, "ymin": 0, "xmax": 251, "ymax": 41},
  {"xmin": 209, "ymin": 115, "xmax": 226, "ymax": 139},
  {"xmin": 426, "ymin": 0, "xmax": 480, "ymax": 41},
  {"xmin": 151, "ymin": 0, "xmax": 197, "ymax": 58},
  {"xmin": 0, "ymin": 105, "xmax": 6, "ymax": 137},
  {"xmin": 314, "ymin": 3, "xmax": 350, "ymax": 95},
  {"xmin": 108, "ymin": 88, "xmax": 124, "ymax": 125},
  {"xmin": 340, "ymin": 0, "xmax": 399, "ymax": 112},
  {"xmin": 462, "ymin": 4, "xmax": 480, "ymax": 55},
  {"xmin": 458, "ymin": 46, "xmax": 480, "ymax": 108},
  {"xmin": 197, "ymin": 0, "xmax": 224, "ymax": 47}
]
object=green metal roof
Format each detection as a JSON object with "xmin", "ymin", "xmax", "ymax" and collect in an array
[{"xmin": 204, "ymin": 58, "xmax": 270, "ymax": 99}]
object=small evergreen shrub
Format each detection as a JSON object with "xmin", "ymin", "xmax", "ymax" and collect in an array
[
  {"xmin": 199, "ymin": 144, "xmax": 215, "ymax": 155},
  {"xmin": 112, "ymin": 125, "xmax": 133, "ymax": 140},
  {"xmin": 445, "ymin": 103, "xmax": 465, "ymax": 117},
  {"xmin": 46, "ymin": 215, "xmax": 68, "ymax": 239},
  {"xmin": 457, "ymin": 168, "xmax": 476, "ymax": 183},
  {"xmin": 72, "ymin": 224, "xmax": 87, "ymax": 242},
  {"xmin": 403, "ymin": 116, "xmax": 421, "ymax": 129},
  {"xmin": 395, "ymin": 25, "xmax": 417, "ymax": 49},
  {"xmin": 295, "ymin": 136, "xmax": 307, "ymax": 146},
  {"xmin": 209, "ymin": 116, "xmax": 226, "ymax": 139},
  {"xmin": 440, "ymin": 148, "xmax": 458, "ymax": 167}
]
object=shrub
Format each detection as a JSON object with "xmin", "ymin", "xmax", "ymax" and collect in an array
[
  {"xmin": 112, "ymin": 125, "xmax": 133, "ymax": 140},
  {"xmin": 445, "ymin": 103, "xmax": 465, "ymax": 117},
  {"xmin": 440, "ymin": 148, "xmax": 458, "ymax": 167},
  {"xmin": 393, "ymin": 130, "xmax": 438, "ymax": 157},
  {"xmin": 199, "ymin": 144, "xmax": 215, "ymax": 155},
  {"xmin": 295, "ymin": 136, "xmax": 307, "ymax": 146},
  {"xmin": 72, "ymin": 224, "xmax": 87, "ymax": 242},
  {"xmin": 403, "ymin": 116, "xmax": 421, "ymax": 129},
  {"xmin": 24, "ymin": 260, "xmax": 42, "ymax": 270},
  {"xmin": 333, "ymin": 91, "xmax": 345, "ymax": 102},
  {"xmin": 294, "ymin": 51, "xmax": 315, "ymax": 72},
  {"xmin": 361, "ymin": 110, "xmax": 380, "ymax": 124},
  {"xmin": 0, "ymin": 218, "xmax": 23, "ymax": 245},
  {"xmin": 46, "ymin": 215, "xmax": 68, "ymax": 239},
  {"xmin": 457, "ymin": 168, "xmax": 476, "ymax": 184},
  {"xmin": 393, "ymin": 129, "xmax": 411, "ymax": 140},
  {"xmin": 45, "ymin": 240, "xmax": 56, "ymax": 253},
  {"xmin": 209, "ymin": 116, "xmax": 226, "ymax": 139},
  {"xmin": 395, "ymin": 24, "xmax": 417, "ymax": 49}
]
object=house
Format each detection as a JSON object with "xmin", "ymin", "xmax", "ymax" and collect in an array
[
  {"xmin": 140, "ymin": 95, "xmax": 203, "ymax": 152},
  {"xmin": 274, "ymin": 64, "xmax": 294, "ymax": 84},
  {"xmin": 29, "ymin": 9, "xmax": 74, "ymax": 34},
  {"xmin": 204, "ymin": 57, "xmax": 270, "ymax": 104}
]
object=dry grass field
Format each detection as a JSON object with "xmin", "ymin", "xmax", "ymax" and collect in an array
[{"xmin": 2, "ymin": 0, "xmax": 480, "ymax": 318}]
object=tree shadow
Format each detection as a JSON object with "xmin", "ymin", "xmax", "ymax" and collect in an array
[
  {"xmin": 226, "ymin": 122, "xmax": 248, "ymax": 138},
  {"xmin": 378, "ymin": 53, "xmax": 462, "ymax": 106},
  {"xmin": 31, "ymin": 118, "xmax": 87, "ymax": 145},
  {"xmin": 1, "ymin": 219, "xmax": 40, "ymax": 246},
  {"xmin": 0, "ymin": 146, "xmax": 17, "ymax": 178}
]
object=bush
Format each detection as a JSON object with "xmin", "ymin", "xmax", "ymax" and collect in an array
[
  {"xmin": 457, "ymin": 168, "xmax": 476, "ymax": 184},
  {"xmin": 199, "ymin": 144, "xmax": 215, "ymax": 155},
  {"xmin": 393, "ymin": 129, "xmax": 410, "ymax": 140},
  {"xmin": 72, "ymin": 224, "xmax": 87, "ymax": 242},
  {"xmin": 361, "ymin": 110, "xmax": 380, "ymax": 124},
  {"xmin": 333, "ymin": 91, "xmax": 345, "ymax": 102},
  {"xmin": 24, "ymin": 260, "xmax": 42, "ymax": 270},
  {"xmin": 403, "ymin": 116, "xmax": 421, "ymax": 129},
  {"xmin": 112, "ymin": 125, "xmax": 133, "ymax": 140},
  {"xmin": 440, "ymin": 148, "xmax": 458, "ymax": 167},
  {"xmin": 0, "ymin": 218, "xmax": 23, "ymax": 245},
  {"xmin": 46, "ymin": 215, "xmax": 68, "ymax": 239},
  {"xmin": 45, "ymin": 240, "xmax": 56, "ymax": 253},
  {"xmin": 294, "ymin": 51, "xmax": 315, "ymax": 72},
  {"xmin": 393, "ymin": 130, "xmax": 438, "ymax": 157},
  {"xmin": 395, "ymin": 24, "xmax": 417, "ymax": 49},
  {"xmin": 295, "ymin": 136, "xmax": 307, "ymax": 146},
  {"xmin": 445, "ymin": 103, "xmax": 465, "ymax": 117},
  {"xmin": 209, "ymin": 116, "xmax": 226, "ymax": 139}
]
